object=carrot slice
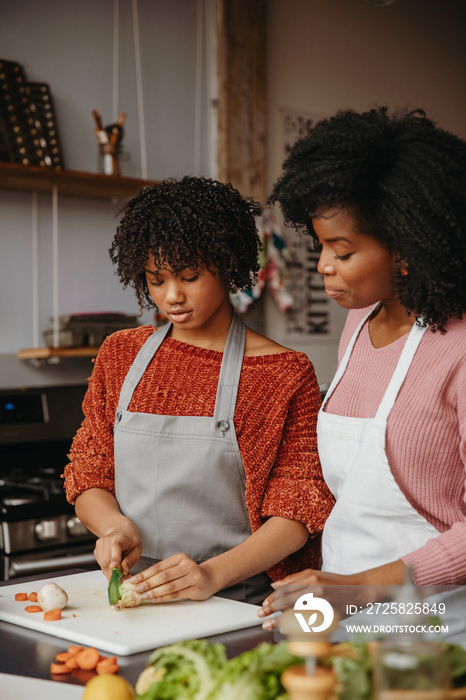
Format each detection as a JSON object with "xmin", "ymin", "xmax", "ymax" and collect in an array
[
  {"xmin": 44, "ymin": 608, "xmax": 62, "ymax": 621},
  {"xmin": 28, "ymin": 592, "xmax": 38, "ymax": 602},
  {"xmin": 97, "ymin": 655, "xmax": 117, "ymax": 666},
  {"xmin": 76, "ymin": 646, "xmax": 100, "ymax": 670},
  {"xmin": 56, "ymin": 651, "xmax": 75, "ymax": 662},
  {"xmin": 24, "ymin": 605, "xmax": 43, "ymax": 613},
  {"xmin": 96, "ymin": 662, "xmax": 120, "ymax": 675},
  {"xmin": 15, "ymin": 593, "xmax": 28, "ymax": 601},
  {"xmin": 50, "ymin": 662, "xmax": 71, "ymax": 674},
  {"xmin": 68, "ymin": 645, "xmax": 84, "ymax": 654},
  {"xmin": 65, "ymin": 657, "xmax": 80, "ymax": 670}
]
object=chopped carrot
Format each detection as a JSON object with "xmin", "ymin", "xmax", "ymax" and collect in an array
[
  {"xmin": 15, "ymin": 593, "xmax": 28, "ymax": 601},
  {"xmin": 97, "ymin": 655, "xmax": 117, "ymax": 666},
  {"xmin": 44, "ymin": 608, "xmax": 62, "ymax": 621},
  {"xmin": 24, "ymin": 605, "xmax": 43, "ymax": 613},
  {"xmin": 50, "ymin": 662, "xmax": 71, "ymax": 675},
  {"xmin": 28, "ymin": 592, "xmax": 38, "ymax": 602},
  {"xmin": 56, "ymin": 651, "xmax": 75, "ymax": 663},
  {"xmin": 76, "ymin": 646, "xmax": 100, "ymax": 670},
  {"xmin": 68, "ymin": 645, "xmax": 84, "ymax": 654},
  {"xmin": 96, "ymin": 662, "xmax": 120, "ymax": 675},
  {"xmin": 96, "ymin": 655, "xmax": 119, "ymax": 674},
  {"xmin": 65, "ymin": 656, "xmax": 80, "ymax": 670}
]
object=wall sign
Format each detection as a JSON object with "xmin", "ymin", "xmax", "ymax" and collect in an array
[{"xmin": 278, "ymin": 108, "xmax": 347, "ymax": 341}]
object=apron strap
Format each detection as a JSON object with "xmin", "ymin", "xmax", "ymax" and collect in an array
[
  {"xmin": 322, "ymin": 306, "xmax": 375, "ymax": 409},
  {"xmin": 322, "ymin": 305, "xmax": 428, "ymax": 422},
  {"xmin": 375, "ymin": 321, "xmax": 427, "ymax": 421},
  {"xmin": 116, "ymin": 313, "xmax": 246, "ymax": 422},
  {"xmin": 117, "ymin": 322, "xmax": 172, "ymax": 412},
  {"xmin": 214, "ymin": 312, "xmax": 246, "ymax": 422}
]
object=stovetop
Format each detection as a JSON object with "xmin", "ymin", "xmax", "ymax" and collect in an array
[
  {"xmin": 0, "ymin": 472, "xmax": 74, "ymax": 522},
  {"xmin": 1, "ymin": 437, "xmax": 76, "ymax": 521}
]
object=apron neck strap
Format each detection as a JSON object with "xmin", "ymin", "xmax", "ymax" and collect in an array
[
  {"xmin": 322, "ymin": 306, "xmax": 375, "ymax": 408},
  {"xmin": 117, "ymin": 313, "xmax": 246, "ymax": 418},
  {"xmin": 118, "ymin": 321, "xmax": 172, "ymax": 411},
  {"xmin": 375, "ymin": 320, "xmax": 427, "ymax": 421},
  {"xmin": 213, "ymin": 312, "xmax": 246, "ymax": 421},
  {"xmin": 323, "ymin": 305, "xmax": 428, "ymax": 421}
]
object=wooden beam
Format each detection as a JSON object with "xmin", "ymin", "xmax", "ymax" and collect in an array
[{"xmin": 216, "ymin": 0, "xmax": 267, "ymax": 204}]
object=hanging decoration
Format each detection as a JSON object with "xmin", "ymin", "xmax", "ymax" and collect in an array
[{"xmin": 231, "ymin": 207, "xmax": 294, "ymax": 314}]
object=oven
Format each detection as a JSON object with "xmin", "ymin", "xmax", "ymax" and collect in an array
[{"xmin": 0, "ymin": 384, "xmax": 98, "ymax": 580}]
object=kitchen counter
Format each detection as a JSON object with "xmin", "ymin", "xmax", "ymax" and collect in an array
[{"xmin": 0, "ymin": 570, "xmax": 276, "ymax": 691}]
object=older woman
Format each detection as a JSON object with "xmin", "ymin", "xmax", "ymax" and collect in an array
[{"xmin": 259, "ymin": 107, "xmax": 466, "ymax": 626}]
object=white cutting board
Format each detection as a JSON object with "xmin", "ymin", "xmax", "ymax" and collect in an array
[
  {"xmin": 0, "ymin": 673, "xmax": 83, "ymax": 700},
  {"xmin": 0, "ymin": 571, "xmax": 263, "ymax": 656}
]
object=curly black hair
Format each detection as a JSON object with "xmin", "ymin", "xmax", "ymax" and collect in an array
[
  {"xmin": 110, "ymin": 176, "xmax": 262, "ymax": 310},
  {"xmin": 270, "ymin": 107, "xmax": 466, "ymax": 331}
]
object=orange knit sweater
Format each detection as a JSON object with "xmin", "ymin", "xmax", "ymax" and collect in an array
[{"xmin": 64, "ymin": 325, "xmax": 334, "ymax": 580}]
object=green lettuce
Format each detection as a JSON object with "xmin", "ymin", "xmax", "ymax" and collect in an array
[
  {"xmin": 135, "ymin": 639, "xmax": 302, "ymax": 700},
  {"xmin": 205, "ymin": 641, "xmax": 303, "ymax": 700},
  {"xmin": 136, "ymin": 639, "xmax": 227, "ymax": 700},
  {"xmin": 322, "ymin": 643, "xmax": 372, "ymax": 700}
]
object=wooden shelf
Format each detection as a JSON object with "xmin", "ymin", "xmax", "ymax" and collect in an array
[
  {"xmin": 0, "ymin": 162, "xmax": 157, "ymax": 200},
  {"xmin": 17, "ymin": 346, "xmax": 99, "ymax": 360}
]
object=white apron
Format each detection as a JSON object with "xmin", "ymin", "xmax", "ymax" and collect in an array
[
  {"xmin": 318, "ymin": 307, "xmax": 466, "ymax": 642},
  {"xmin": 319, "ymin": 307, "xmax": 438, "ymax": 573}
]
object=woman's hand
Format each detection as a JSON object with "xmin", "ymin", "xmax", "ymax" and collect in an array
[
  {"xmin": 128, "ymin": 553, "xmax": 217, "ymax": 602},
  {"xmin": 94, "ymin": 520, "xmax": 143, "ymax": 580},
  {"xmin": 258, "ymin": 569, "xmax": 353, "ymax": 629},
  {"xmin": 258, "ymin": 561, "xmax": 406, "ymax": 629},
  {"xmin": 75, "ymin": 489, "xmax": 143, "ymax": 580}
]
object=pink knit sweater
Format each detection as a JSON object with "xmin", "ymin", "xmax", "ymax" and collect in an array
[{"xmin": 325, "ymin": 307, "xmax": 466, "ymax": 586}]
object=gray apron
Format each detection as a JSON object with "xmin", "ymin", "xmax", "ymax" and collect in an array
[{"xmin": 114, "ymin": 313, "xmax": 272, "ymax": 604}]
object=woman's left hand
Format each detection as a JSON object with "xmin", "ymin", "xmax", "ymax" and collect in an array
[
  {"xmin": 258, "ymin": 561, "xmax": 406, "ymax": 629},
  {"xmin": 258, "ymin": 569, "xmax": 354, "ymax": 628},
  {"xmin": 128, "ymin": 553, "xmax": 217, "ymax": 602}
]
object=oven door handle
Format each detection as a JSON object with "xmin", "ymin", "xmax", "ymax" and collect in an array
[{"xmin": 11, "ymin": 552, "xmax": 97, "ymax": 577}]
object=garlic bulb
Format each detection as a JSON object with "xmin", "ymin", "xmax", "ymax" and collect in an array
[{"xmin": 37, "ymin": 582, "xmax": 68, "ymax": 611}]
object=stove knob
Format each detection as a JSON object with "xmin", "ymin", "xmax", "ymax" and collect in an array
[
  {"xmin": 35, "ymin": 519, "xmax": 59, "ymax": 541},
  {"xmin": 67, "ymin": 515, "xmax": 90, "ymax": 537}
]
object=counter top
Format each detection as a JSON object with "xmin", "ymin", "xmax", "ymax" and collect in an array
[{"xmin": 0, "ymin": 570, "xmax": 276, "ymax": 690}]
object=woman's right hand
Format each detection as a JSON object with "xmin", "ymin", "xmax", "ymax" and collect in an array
[
  {"xmin": 93, "ymin": 520, "xmax": 143, "ymax": 580},
  {"xmin": 75, "ymin": 489, "xmax": 143, "ymax": 580}
]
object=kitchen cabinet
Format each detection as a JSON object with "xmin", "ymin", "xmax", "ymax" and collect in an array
[{"xmin": 0, "ymin": 162, "xmax": 158, "ymax": 361}]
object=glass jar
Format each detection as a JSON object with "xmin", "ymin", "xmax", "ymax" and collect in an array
[{"xmin": 373, "ymin": 640, "xmax": 451, "ymax": 700}]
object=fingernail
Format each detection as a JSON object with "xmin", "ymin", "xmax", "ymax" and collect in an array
[{"xmin": 262, "ymin": 619, "xmax": 274, "ymax": 631}]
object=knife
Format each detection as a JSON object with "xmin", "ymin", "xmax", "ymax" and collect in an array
[{"xmin": 108, "ymin": 567, "xmax": 122, "ymax": 605}]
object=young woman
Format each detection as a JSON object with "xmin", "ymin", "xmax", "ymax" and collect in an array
[
  {"xmin": 64, "ymin": 176, "xmax": 334, "ymax": 605},
  {"xmin": 258, "ymin": 107, "xmax": 466, "ymax": 623}
]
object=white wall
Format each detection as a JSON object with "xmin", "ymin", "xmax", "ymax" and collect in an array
[
  {"xmin": 265, "ymin": 0, "xmax": 466, "ymax": 385},
  {"xmin": 2, "ymin": 0, "xmax": 466, "ymax": 387},
  {"xmin": 0, "ymin": 0, "xmax": 214, "ymax": 379}
]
